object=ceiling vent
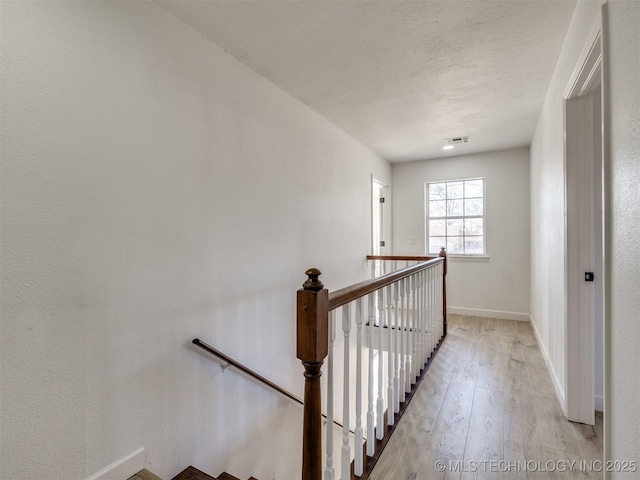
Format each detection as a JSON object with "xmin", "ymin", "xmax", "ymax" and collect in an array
[{"xmin": 445, "ymin": 136, "xmax": 470, "ymax": 146}]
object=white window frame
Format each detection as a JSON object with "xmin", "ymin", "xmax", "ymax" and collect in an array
[{"xmin": 425, "ymin": 177, "xmax": 486, "ymax": 257}]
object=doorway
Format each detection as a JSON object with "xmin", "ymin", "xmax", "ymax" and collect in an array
[
  {"xmin": 563, "ymin": 27, "xmax": 604, "ymax": 425},
  {"xmin": 371, "ymin": 177, "xmax": 389, "ymax": 256}
]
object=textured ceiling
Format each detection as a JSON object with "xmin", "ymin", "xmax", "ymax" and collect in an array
[{"xmin": 157, "ymin": 0, "xmax": 577, "ymax": 162}]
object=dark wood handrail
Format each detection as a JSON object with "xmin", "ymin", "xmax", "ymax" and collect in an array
[
  {"xmin": 192, "ymin": 338, "xmax": 351, "ymax": 433},
  {"xmin": 329, "ymin": 257, "xmax": 444, "ymax": 310},
  {"xmin": 366, "ymin": 255, "xmax": 436, "ymax": 261},
  {"xmin": 193, "ymin": 339, "xmax": 303, "ymax": 404}
]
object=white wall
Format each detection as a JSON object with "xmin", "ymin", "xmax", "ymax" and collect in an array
[
  {"xmin": 604, "ymin": 0, "xmax": 640, "ymax": 473},
  {"xmin": 0, "ymin": 2, "xmax": 390, "ymax": 480},
  {"xmin": 529, "ymin": 0, "xmax": 602, "ymax": 408},
  {"xmin": 392, "ymin": 148, "xmax": 530, "ymax": 320}
]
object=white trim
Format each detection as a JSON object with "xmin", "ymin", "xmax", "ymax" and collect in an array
[
  {"xmin": 448, "ymin": 306, "xmax": 529, "ymax": 322},
  {"xmin": 85, "ymin": 447, "xmax": 145, "ymax": 480},
  {"xmin": 530, "ymin": 315, "xmax": 567, "ymax": 417},
  {"xmin": 600, "ymin": 2, "xmax": 611, "ymax": 465},
  {"xmin": 564, "ymin": 21, "xmax": 602, "ymax": 100}
]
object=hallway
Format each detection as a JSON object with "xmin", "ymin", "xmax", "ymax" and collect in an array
[{"xmin": 370, "ymin": 314, "xmax": 603, "ymax": 479}]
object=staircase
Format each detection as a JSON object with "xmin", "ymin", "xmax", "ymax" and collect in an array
[
  {"xmin": 178, "ymin": 255, "xmax": 447, "ymax": 480},
  {"xmin": 172, "ymin": 466, "xmax": 258, "ymax": 480}
]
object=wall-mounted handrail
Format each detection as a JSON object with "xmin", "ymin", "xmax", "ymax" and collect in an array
[
  {"xmin": 193, "ymin": 339, "xmax": 303, "ymax": 405},
  {"xmin": 192, "ymin": 338, "xmax": 351, "ymax": 433}
]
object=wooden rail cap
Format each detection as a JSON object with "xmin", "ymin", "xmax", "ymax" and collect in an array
[
  {"xmin": 329, "ymin": 257, "xmax": 443, "ymax": 310},
  {"xmin": 366, "ymin": 255, "xmax": 436, "ymax": 261}
]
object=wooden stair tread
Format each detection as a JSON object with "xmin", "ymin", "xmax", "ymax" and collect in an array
[
  {"xmin": 172, "ymin": 466, "xmax": 216, "ymax": 480},
  {"xmin": 128, "ymin": 469, "xmax": 163, "ymax": 480},
  {"xmin": 216, "ymin": 473, "xmax": 241, "ymax": 480}
]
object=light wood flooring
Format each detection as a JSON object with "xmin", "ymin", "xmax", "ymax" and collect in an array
[{"xmin": 370, "ymin": 314, "xmax": 603, "ymax": 480}]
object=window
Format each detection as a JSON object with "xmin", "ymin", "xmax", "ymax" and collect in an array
[{"xmin": 426, "ymin": 178, "xmax": 485, "ymax": 255}]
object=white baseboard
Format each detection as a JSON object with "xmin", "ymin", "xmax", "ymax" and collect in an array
[
  {"xmin": 529, "ymin": 315, "xmax": 567, "ymax": 416},
  {"xmin": 448, "ymin": 306, "xmax": 531, "ymax": 322},
  {"xmin": 86, "ymin": 447, "xmax": 145, "ymax": 480}
]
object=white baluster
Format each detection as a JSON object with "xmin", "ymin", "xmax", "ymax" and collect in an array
[
  {"xmin": 422, "ymin": 270, "xmax": 429, "ymax": 364},
  {"xmin": 435, "ymin": 264, "xmax": 439, "ymax": 340},
  {"xmin": 416, "ymin": 272, "xmax": 424, "ymax": 376},
  {"xmin": 366, "ymin": 293, "xmax": 375, "ymax": 457},
  {"xmin": 426, "ymin": 268, "xmax": 432, "ymax": 359},
  {"xmin": 354, "ymin": 298, "xmax": 364, "ymax": 475},
  {"xmin": 435, "ymin": 266, "xmax": 440, "ymax": 346},
  {"xmin": 432, "ymin": 265, "xmax": 437, "ymax": 344},
  {"xmin": 420, "ymin": 270, "xmax": 427, "ymax": 368},
  {"xmin": 401, "ymin": 278, "xmax": 410, "ymax": 395},
  {"xmin": 424, "ymin": 269, "xmax": 432, "ymax": 352},
  {"xmin": 386, "ymin": 285, "xmax": 395, "ymax": 426},
  {"xmin": 437, "ymin": 263, "xmax": 444, "ymax": 338},
  {"xmin": 439, "ymin": 263, "xmax": 444, "ymax": 339},
  {"xmin": 376, "ymin": 288, "xmax": 385, "ymax": 440},
  {"xmin": 422, "ymin": 270, "xmax": 428, "ymax": 366},
  {"xmin": 433, "ymin": 267, "xmax": 437, "ymax": 352},
  {"xmin": 410, "ymin": 274, "xmax": 417, "ymax": 383},
  {"xmin": 418, "ymin": 273, "xmax": 423, "ymax": 371},
  {"xmin": 430, "ymin": 269, "xmax": 434, "ymax": 348},
  {"xmin": 393, "ymin": 281, "xmax": 400, "ymax": 413},
  {"xmin": 432, "ymin": 267, "xmax": 438, "ymax": 350},
  {"xmin": 325, "ymin": 311, "xmax": 336, "ymax": 480},
  {"xmin": 341, "ymin": 305, "xmax": 351, "ymax": 480},
  {"xmin": 436, "ymin": 267, "xmax": 440, "ymax": 347}
]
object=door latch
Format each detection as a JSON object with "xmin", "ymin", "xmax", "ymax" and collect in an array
[{"xmin": 585, "ymin": 272, "xmax": 594, "ymax": 282}]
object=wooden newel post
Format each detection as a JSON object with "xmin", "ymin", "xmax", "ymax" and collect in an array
[
  {"xmin": 297, "ymin": 268, "xmax": 329, "ymax": 480},
  {"xmin": 439, "ymin": 248, "xmax": 448, "ymax": 336}
]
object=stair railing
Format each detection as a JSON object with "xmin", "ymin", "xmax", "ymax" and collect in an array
[
  {"xmin": 297, "ymin": 249, "xmax": 447, "ymax": 480},
  {"xmin": 193, "ymin": 339, "xmax": 304, "ymax": 405},
  {"xmin": 366, "ymin": 254, "xmax": 438, "ymax": 278},
  {"xmin": 192, "ymin": 338, "xmax": 351, "ymax": 433}
]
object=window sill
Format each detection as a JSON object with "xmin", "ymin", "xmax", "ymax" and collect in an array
[{"xmin": 448, "ymin": 255, "xmax": 490, "ymax": 262}]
